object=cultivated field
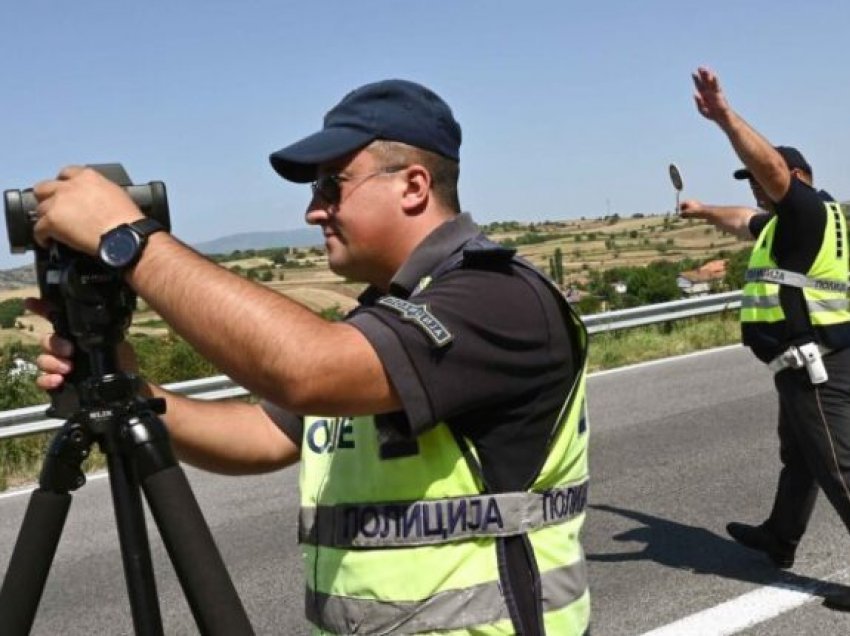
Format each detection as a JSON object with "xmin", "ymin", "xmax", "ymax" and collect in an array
[{"xmin": 0, "ymin": 213, "xmax": 749, "ymax": 345}]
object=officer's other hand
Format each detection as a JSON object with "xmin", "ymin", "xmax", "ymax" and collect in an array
[
  {"xmin": 25, "ymin": 297, "xmax": 140, "ymax": 391},
  {"xmin": 34, "ymin": 334, "xmax": 73, "ymax": 391},
  {"xmin": 25, "ymin": 298, "xmax": 69, "ymax": 390},
  {"xmin": 679, "ymin": 199, "xmax": 706, "ymax": 218},
  {"xmin": 31, "ymin": 165, "xmax": 145, "ymax": 256}
]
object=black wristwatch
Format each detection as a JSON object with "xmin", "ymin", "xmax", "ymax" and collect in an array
[{"xmin": 98, "ymin": 218, "xmax": 166, "ymax": 270}]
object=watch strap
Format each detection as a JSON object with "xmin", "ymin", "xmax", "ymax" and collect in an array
[{"xmin": 127, "ymin": 217, "xmax": 166, "ymax": 240}]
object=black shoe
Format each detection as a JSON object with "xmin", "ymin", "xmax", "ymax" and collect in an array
[
  {"xmin": 824, "ymin": 589, "xmax": 850, "ymax": 612},
  {"xmin": 726, "ymin": 522, "xmax": 796, "ymax": 569}
]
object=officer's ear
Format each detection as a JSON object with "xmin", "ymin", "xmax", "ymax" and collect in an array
[
  {"xmin": 399, "ymin": 164, "xmax": 431, "ymax": 213},
  {"xmin": 790, "ymin": 168, "xmax": 813, "ymax": 186}
]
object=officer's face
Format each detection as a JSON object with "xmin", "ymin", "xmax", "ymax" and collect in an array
[
  {"xmin": 305, "ymin": 148, "xmax": 407, "ymax": 287},
  {"xmin": 747, "ymin": 168, "xmax": 809, "ymax": 212},
  {"xmin": 747, "ymin": 178, "xmax": 772, "ymax": 212}
]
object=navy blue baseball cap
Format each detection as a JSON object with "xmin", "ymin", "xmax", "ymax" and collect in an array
[
  {"xmin": 733, "ymin": 146, "xmax": 812, "ymax": 180},
  {"xmin": 269, "ymin": 79, "xmax": 462, "ymax": 183}
]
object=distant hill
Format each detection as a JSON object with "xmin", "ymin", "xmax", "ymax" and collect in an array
[
  {"xmin": 0, "ymin": 265, "xmax": 36, "ymax": 289},
  {"xmin": 192, "ymin": 228, "xmax": 323, "ymax": 255}
]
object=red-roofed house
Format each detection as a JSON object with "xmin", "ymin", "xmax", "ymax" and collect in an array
[{"xmin": 677, "ymin": 259, "xmax": 727, "ymax": 297}]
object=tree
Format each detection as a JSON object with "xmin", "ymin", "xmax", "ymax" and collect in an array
[
  {"xmin": 553, "ymin": 248, "xmax": 564, "ymax": 286},
  {"xmin": 269, "ymin": 249, "xmax": 288, "ymax": 265},
  {"xmin": 0, "ymin": 299, "xmax": 25, "ymax": 329},
  {"xmin": 724, "ymin": 248, "xmax": 750, "ymax": 290}
]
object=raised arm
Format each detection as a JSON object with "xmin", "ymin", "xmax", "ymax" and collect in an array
[{"xmin": 692, "ymin": 67, "xmax": 790, "ymax": 203}]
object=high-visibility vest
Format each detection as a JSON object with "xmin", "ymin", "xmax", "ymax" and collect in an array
[
  {"xmin": 299, "ymin": 242, "xmax": 590, "ymax": 635},
  {"xmin": 741, "ymin": 201, "xmax": 850, "ymax": 344}
]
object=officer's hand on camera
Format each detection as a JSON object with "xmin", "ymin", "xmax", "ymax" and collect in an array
[
  {"xmin": 25, "ymin": 297, "xmax": 140, "ymax": 391},
  {"xmin": 32, "ymin": 165, "xmax": 145, "ymax": 255}
]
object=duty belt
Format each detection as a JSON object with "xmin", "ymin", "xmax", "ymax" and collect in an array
[{"xmin": 768, "ymin": 344, "xmax": 832, "ymax": 374}]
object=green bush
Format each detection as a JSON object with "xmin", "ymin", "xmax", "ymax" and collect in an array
[
  {"xmin": 130, "ymin": 333, "xmax": 221, "ymax": 384},
  {"xmin": 319, "ymin": 305, "xmax": 345, "ymax": 321},
  {"xmin": 0, "ymin": 344, "xmax": 52, "ymax": 490}
]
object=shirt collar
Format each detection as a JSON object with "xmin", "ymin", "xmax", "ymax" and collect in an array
[{"xmin": 358, "ymin": 212, "xmax": 479, "ymax": 303}]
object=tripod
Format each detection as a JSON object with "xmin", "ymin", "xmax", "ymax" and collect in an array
[{"xmin": 0, "ymin": 354, "xmax": 255, "ymax": 635}]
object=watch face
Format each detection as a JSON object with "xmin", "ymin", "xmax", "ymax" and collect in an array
[{"xmin": 100, "ymin": 227, "xmax": 140, "ymax": 268}]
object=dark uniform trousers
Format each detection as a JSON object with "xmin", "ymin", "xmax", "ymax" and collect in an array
[{"xmin": 767, "ymin": 346, "xmax": 850, "ymax": 543}]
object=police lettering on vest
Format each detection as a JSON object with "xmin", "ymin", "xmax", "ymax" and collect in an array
[
  {"xmin": 306, "ymin": 417, "xmax": 355, "ymax": 454},
  {"xmin": 321, "ymin": 481, "xmax": 590, "ymax": 547}
]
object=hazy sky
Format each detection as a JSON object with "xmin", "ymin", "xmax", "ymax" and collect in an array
[{"xmin": 2, "ymin": 1, "xmax": 848, "ymax": 270}]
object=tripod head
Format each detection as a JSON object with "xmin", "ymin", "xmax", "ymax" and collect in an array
[
  {"xmin": 3, "ymin": 164, "xmax": 171, "ymax": 418},
  {"xmin": 38, "ymin": 241, "xmax": 140, "ymax": 418}
]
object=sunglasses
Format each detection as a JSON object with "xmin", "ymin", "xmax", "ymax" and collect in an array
[{"xmin": 311, "ymin": 166, "xmax": 407, "ymax": 205}]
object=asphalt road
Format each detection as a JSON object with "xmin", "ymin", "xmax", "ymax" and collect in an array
[{"xmin": 3, "ymin": 345, "xmax": 850, "ymax": 635}]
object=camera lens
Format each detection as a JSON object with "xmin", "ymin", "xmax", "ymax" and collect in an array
[{"xmin": 4, "ymin": 189, "xmax": 37, "ymax": 253}]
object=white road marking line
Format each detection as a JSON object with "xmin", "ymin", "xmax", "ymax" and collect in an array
[
  {"xmin": 0, "ymin": 470, "xmax": 108, "ymax": 500},
  {"xmin": 639, "ymin": 570, "xmax": 850, "ymax": 635}
]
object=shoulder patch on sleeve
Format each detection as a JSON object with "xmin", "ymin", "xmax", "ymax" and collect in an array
[{"xmin": 376, "ymin": 296, "xmax": 453, "ymax": 348}]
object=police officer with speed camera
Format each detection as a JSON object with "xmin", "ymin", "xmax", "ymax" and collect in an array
[{"xmin": 28, "ymin": 79, "xmax": 591, "ymax": 634}]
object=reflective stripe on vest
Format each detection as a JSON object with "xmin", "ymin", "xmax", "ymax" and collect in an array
[
  {"xmin": 300, "ymin": 478, "xmax": 589, "ymax": 548},
  {"xmin": 741, "ymin": 294, "xmax": 849, "ymax": 313},
  {"xmin": 745, "ymin": 267, "xmax": 849, "ymax": 292},
  {"xmin": 305, "ymin": 560, "xmax": 587, "ymax": 635},
  {"xmin": 742, "ymin": 201, "xmax": 850, "ymax": 327}
]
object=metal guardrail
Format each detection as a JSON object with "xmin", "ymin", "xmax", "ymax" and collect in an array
[
  {"xmin": 0, "ymin": 377, "xmax": 249, "ymax": 440},
  {"xmin": 582, "ymin": 290, "xmax": 741, "ymax": 334},
  {"xmin": 0, "ymin": 291, "xmax": 742, "ymax": 440}
]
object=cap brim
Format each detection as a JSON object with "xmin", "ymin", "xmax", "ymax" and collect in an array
[
  {"xmin": 269, "ymin": 127, "xmax": 376, "ymax": 183},
  {"xmin": 733, "ymin": 168, "xmax": 752, "ymax": 180}
]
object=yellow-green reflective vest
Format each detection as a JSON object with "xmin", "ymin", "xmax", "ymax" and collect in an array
[
  {"xmin": 741, "ymin": 202, "xmax": 850, "ymax": 335},
  {"xmin": 298, "ymin": 278, "xmax": 590, "ymax": 635}
]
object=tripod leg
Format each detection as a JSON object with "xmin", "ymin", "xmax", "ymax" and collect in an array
[
  {"xmin": 0, "ymin": 490, "xmax": 72, "ymax": 635},
  {"xmin": 0, "ymin": 420, "xmax": 92, "ymax": 634},
  {"xmin": 143, "ymin": 465, "xmax": 255, "ymax": 636},
  {"xmin": 106, "ymin": 451, "xmax": 165, "ymax": 636},
  {"xmin": 128, "ymin": 411, "xmax": 253, "ymax": 635}
]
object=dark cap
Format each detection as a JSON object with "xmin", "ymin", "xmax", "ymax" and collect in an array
[
  {"xmin": 269, "ymin": 79, "xmax": 462, "ymax": 183},
  {"xmin": 733, "ymin": 146, "xmax": 813, "ymax": 180}
]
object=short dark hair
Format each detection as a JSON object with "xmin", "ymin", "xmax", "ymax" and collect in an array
[{"xmin": 368, "ymin": 140, "xmax": 461, "ymax": 214}]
